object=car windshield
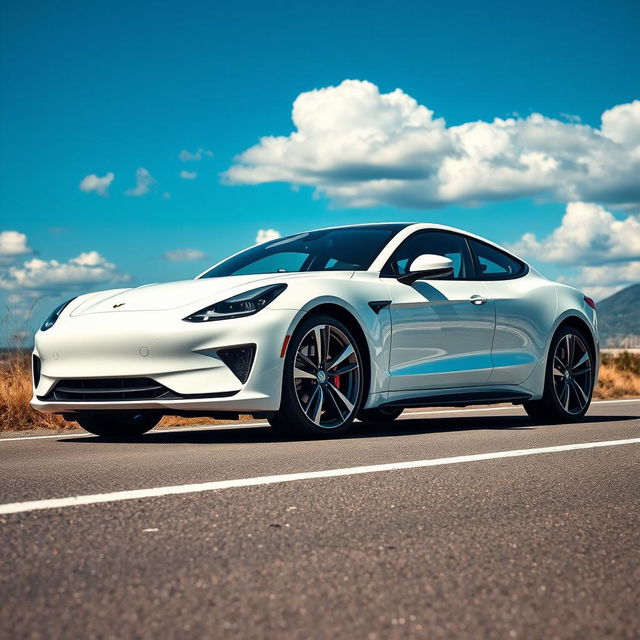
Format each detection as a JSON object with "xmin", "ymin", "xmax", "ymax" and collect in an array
[{"xmin": 199, "ymin": 224, "xmax": 408, "ymax": 278}]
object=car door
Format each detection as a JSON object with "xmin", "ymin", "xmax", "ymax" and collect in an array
[
  {"xmin": 466, "ymin": 238, "xmax": 554, "ymax": 385},
  {"xmin": 383, "ymin": 230, "xmax": 496, "ymax": 391}
]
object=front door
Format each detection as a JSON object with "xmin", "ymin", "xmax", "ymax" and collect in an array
[{"xmin": 382, "ymin": 230, "xmax": 496, "ymax": 391}]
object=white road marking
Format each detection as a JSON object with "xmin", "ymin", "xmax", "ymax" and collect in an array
[
  {"xmin": 402, "ymin": 397, "xmax": 640, "ymax": 416},
  {"xmin": 1, "ymin": 398, "xmax": 639, "ymax": 443},
  {"xmin": 0, "ymin": 422, "xmax": 268, "ymax": 442},
  {"xmin": 1, "ymin": 437, "xmax": 639, "ymax": 516}
]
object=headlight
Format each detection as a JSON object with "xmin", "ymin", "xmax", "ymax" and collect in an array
[
  {"xmin": 40, "ymin": 298, "xmax": 77, "ymax": 331},
  {"xmin": 183, "ymin": 284, "xmax": 287, "ymax": 322}
]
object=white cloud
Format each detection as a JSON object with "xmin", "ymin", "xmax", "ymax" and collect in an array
[
  {"xmin": 0, "ymin": 231, "xmax": 32, "ymax": 259},
  {"xmin": 509, "ymin": 201, "xmax": 640, "ymax": 300},
  {"xmin": 179, "ymin": 148, "xmax": 213, "ymax": 162},
  {"xmin": 562, "ymin": 262, "xmax": 640, "ymax": 300},
  {"xmin": 179, "ymin": 170, "xmax": 198, "ymax": 180},
  {"xmin": 125, "ymin": 167, "xmax": 155, "ymax": 196},
  {"xmin": 163, "ymin": 248, "xmax": 207, "ymax": 262},
  {"xmin": 224, "ymin": 80, "xmax": 640, "ymax": 210},
  {"xmin": 0, "ymin": 251, "xmax": 130, "ymax": 293},
  {"xmin": 510, "ymin": 202, "xmax": 640, "ymax": 265},
  {"xmin": 4, "ymin": 290, "xmax": 41, "ymax": 320},
  {"xmin": 79, "ymin": 172, "xmax": 114, "ymax": 196},
  {"xmin": 255, "ymin": 229, "xmax": 281, "ymax": 244}
]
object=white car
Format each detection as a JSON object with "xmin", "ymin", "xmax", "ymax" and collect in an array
[{"xmin": 31, "ymin": 223, "xmax": 599, "ymax": 438}]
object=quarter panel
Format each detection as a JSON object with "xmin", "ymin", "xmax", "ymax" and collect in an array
[{"xmin": 487, "ymin": 273, "xmax": 558, "ymax": 385}]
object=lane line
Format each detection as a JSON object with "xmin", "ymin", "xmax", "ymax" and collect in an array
[
  {"xmin": 1, "ymin": 437, "xmax": 639, "ymax": 516},
  {"xmin": 0, "ymin": 422, "xmax": 269, "ymax": 442},
  {"xmin": 1, "ymin": 398, "xmax": 639, "ymax": 443}
]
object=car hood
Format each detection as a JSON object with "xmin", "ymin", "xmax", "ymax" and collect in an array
[{"xmin": 70, "ymin": 272, "xmax": 353, "ymax": 315}]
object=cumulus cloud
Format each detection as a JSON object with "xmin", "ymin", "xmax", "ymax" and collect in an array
[
  {"xmin": 224, "ymin": 80, "xmax": 640, "ymax": 210},
  {"xmin": 255, "ymin": 229, "xmax": 281, "ymax": 244},
  {"xmin": 510, "ymin": 202, "xmax": 640, "ymax": 265},
  {"xmin": 562, "ymin": 262, "xmax": 640, "ymax": 300},
  {"xmin": 179, "ymin": 148, "xmax": 213, "ymax": 162},
  {"xmin": 125, "ymin": 167, "xmax": 155, "ymax": 196},
  {"xmin": 179, "ymin": 170, "xmax": 198, "ymax": 180},
  {"xmin": 79, "ymin": 172, "xmax": 114, "ymax": 196},
  {"xmin": 162, "ymin": 248, "xmax": 207, "ymax": 262},
  {"xmin": 0, "ymin": 231, "xmax": 33, "ymax": 260},
  {"xmin": 509, "ymin": 201, "xmax": 640, "ymax": 300},
  {"xmin": 0, "ymin": 251, "xmax": 130, "ymax": 293}
]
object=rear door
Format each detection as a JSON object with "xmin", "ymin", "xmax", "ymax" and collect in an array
[{"xmin": 383, "ymin": 230, "xmax": 496, "ymax": 391}]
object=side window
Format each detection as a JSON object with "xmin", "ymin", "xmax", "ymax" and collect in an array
[
  {"xmin": 469, "ymin": 239, "xmax": 525, "ymax": 279},
  {"xmin": 382, "ymin": 231, "xmax": 474, "ymax": 280}
]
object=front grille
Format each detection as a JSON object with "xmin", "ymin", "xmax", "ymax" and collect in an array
[{"xmin": 45, "ymin": 377, "xmax": 176, "ymax": 401}]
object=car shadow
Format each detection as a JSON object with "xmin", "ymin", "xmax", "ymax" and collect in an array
[{"xmin": 61, "ymin": 413, "xmax": 637, "ymax": 445}]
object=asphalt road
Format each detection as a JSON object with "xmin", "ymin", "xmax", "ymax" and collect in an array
[{"xmin": 1, "ymin": 400, "xmax": 639, "ymax": 639}]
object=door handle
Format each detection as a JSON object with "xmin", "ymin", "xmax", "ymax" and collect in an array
[{"xmin": 469, "ymin": 295, "xmax": 487, "ymax": 305}]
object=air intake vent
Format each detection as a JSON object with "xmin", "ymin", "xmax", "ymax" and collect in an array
[
  {"xmin": 217, "ymin": 344, "xmax": 256, "ymax": 384},
  {"xmin": 32, "ymin": 355, "xmax": 41, "ymax": 387},
  {"xmin": 45, "ymin": 377, "xmax": 175, "ymax": 401}
]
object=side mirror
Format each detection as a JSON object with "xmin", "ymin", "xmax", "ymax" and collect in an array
[{"xmin": 398, "ymin": 254, "xmax": 454, "ymax": 285}]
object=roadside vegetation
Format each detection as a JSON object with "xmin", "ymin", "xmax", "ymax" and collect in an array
[
  {"xmin": 597, "ymin": 351, "xmax": 640, "ymax": 399},
  {"xmin": 2, "ymin": 348, "xmax": 639, "ymax": 433}
]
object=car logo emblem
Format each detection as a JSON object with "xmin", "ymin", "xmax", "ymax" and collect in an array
[{"xmin": 113, "ymin": 303, "xmax": 125, "ymax": 308}]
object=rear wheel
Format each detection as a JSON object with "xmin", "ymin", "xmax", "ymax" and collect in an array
[
  {"xmin": 357, "ymin": 407, "xmax": 403, "ymax": 423},
  {"xmin": 524, "ymin": 326, "xmax": 594, "ymax": 423},
  {"xmin": 269, "ymin": 314, "xmax": 365, "ymax": 437},
  {"xmin": 75, "ymin": 411, "xmax": 161, "ymax": 437}
]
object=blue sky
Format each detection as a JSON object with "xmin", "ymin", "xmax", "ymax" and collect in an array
[{"xmin": 1, "ymin": 0, "xmax": 639, "ymax": 342}]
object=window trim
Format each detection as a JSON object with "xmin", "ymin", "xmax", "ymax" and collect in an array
[
  {"xmin": 467, "ymin": 237, "xmax": 529, "ymax": 281},
  {"xmin": 380, "ymin": 229, "xmax": 479, "ymax": 281},
  {"xmin": 380, "ymin": 229, "xmax": 529, "ymax": 282}
]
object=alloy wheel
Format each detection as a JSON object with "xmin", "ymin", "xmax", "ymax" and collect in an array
[
  {"xmin": 293, "ymin": 324, "xmax": 361, "ymax": 429},
  {"xmin": 552, "ymin": 333, "xmax": 593, "ymax": 415}
]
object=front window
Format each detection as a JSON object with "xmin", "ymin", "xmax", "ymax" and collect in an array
[
  {"xmin": 200, "ymin": 224, "xmax": 407, "ymax": 278},
  {"xmin": 382, "ymin": 230, "xmax": 474, "ymax": 280}
]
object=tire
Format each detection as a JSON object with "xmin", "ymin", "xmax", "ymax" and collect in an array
[
  {"xmin": 268, "ymin": 313, "xmax": 365, "ymax": 437},
  {"xmin": 75, "ymin": 411, "xmax": 161, "ymax": 437},
  {"xmin": 357, "ymin": 406, "xmax": 403, "ymax": 423},
  {"xmin": 524, "ymin": 326, "xmax": 595, "ymax": 423}
]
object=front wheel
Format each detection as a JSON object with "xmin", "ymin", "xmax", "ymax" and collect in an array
[
  {"xmin": 75, "ymin": 411, "xmax": 161, "ymax": 437},
  {"xmin": 269, "ymin": 314, "xmax": 365, "ymax": 437},
  {"xmin": 524, "ymin": 326, "xmax": 594, "ymax": 423}
]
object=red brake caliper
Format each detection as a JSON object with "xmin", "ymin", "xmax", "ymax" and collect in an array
[{"xmin": 333, "ymin": 375, "xmax": 341, "ymax": 389}]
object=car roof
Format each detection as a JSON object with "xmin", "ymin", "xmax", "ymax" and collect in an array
[{"xmin": 256, "ymin": 221, "xmax": 531, "ymax": 270}]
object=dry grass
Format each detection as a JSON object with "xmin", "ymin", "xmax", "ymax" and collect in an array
[
  {"xmin": 596, "ymin": 352, "xmax": 640, "ymax": 399},
  {"xmin": 2, "ymin": 350, "xmax": 639, "ymax": 433},
  {"xmin": 0, "ymin": 352, "xmax": 66, "ymax": 432}
]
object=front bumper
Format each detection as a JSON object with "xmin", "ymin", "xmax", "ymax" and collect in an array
[{"xmin": 31, "ymin": 307, "xmax": 297, "ymax": 415}]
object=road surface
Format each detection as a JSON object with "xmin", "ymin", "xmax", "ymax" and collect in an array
[{"xmin": 1, "ymin": 399, "xmax": 639, "ymax": 639}]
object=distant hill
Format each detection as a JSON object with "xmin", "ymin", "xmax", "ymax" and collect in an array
[{"xmin": 597, "ymin": 284, "xmax": 640, "ymax": 348}]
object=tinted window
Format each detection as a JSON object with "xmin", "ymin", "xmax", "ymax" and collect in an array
[
  {"xmin": 469, "ymin": 239, "xmax": 525, "ymax": 279},
  {"xmin": 231, "ymin": 252, "xmax": 309, "ymax": 276},
  {"xmin": 382, "ymin": 231, "xmax": 474, "ymax": 280},
  {"xmin": 200, "ymin": 224, "xmax": 407, "ymax": 278}
]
